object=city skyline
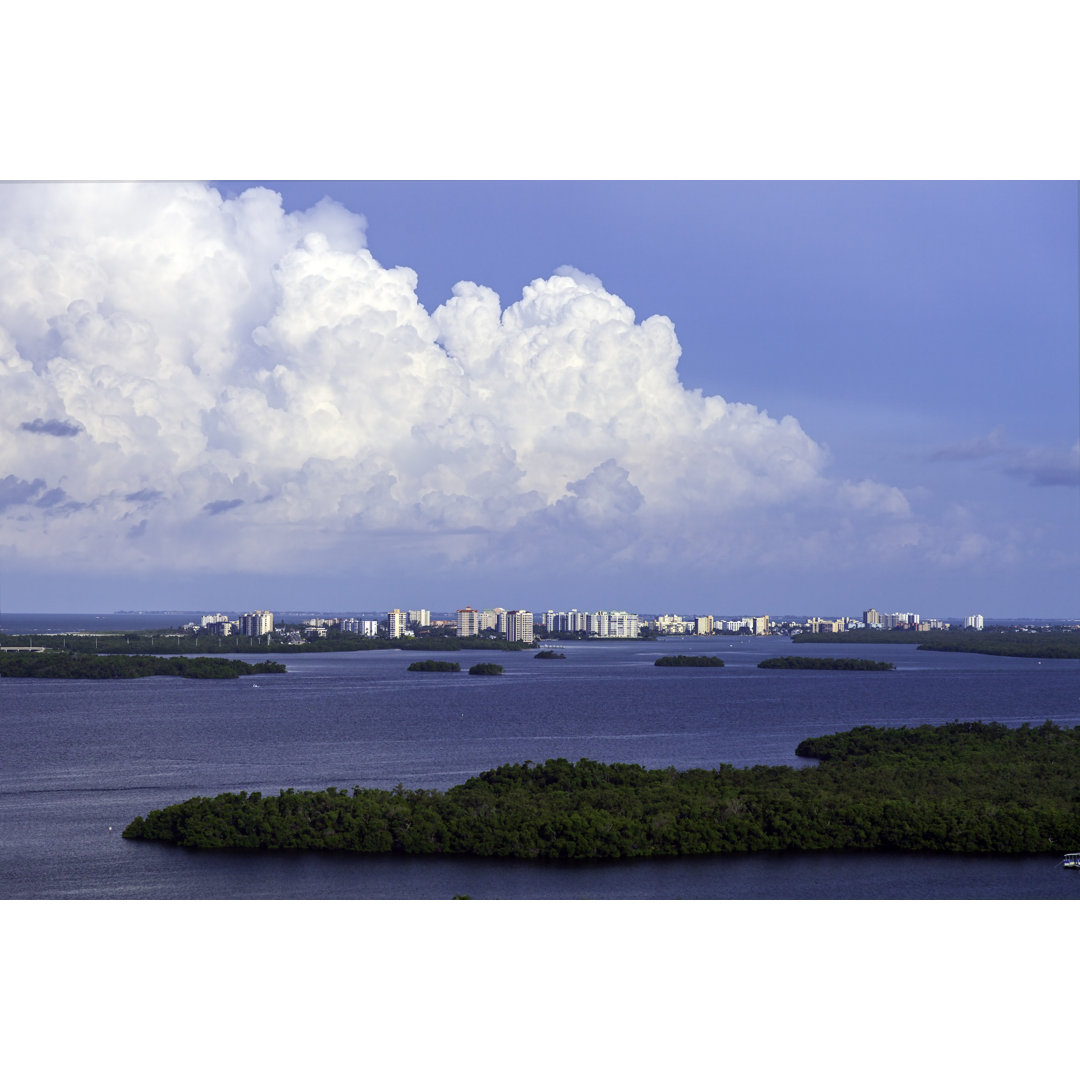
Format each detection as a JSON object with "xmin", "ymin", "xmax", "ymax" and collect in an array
[{"xmin": 1, "ymin": 182, "xmax": 1077, "ymax": 618}]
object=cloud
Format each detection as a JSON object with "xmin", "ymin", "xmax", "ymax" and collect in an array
[
  {"xmin": 203, "ymin": 499, "xmax": 245, "ymax": 516},
  {"xmin": 0, "ymin": 474, "xmax": 46, "ymax": 510},
  {"xmin": 19, "ymin": 417, "xmax": 84, "ymax": 437},
  {"xmin": 0, "ymin": 182, "xmax": 923, "ymax": 583},
  {"xmin": 930, "ymin": 430, "xmax": 1080, "ymax": 488}
]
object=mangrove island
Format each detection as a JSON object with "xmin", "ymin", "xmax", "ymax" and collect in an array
[
  {"xmin": 758, "ymin": 656, "xmax": 895, "ymax": 671},
  {"xmin": 123, "ymin": 720, "xmax": 1080, "ymax": 858},
  {"xmin": 654, "ymin": 655, "xmax": 725, "ymax": 667},
  {"xmin": 0, "ymin": 653, "xmax": 286, "ymax": 680}
]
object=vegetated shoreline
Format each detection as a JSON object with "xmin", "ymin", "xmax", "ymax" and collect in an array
[
  {"xmin": 0, "ymin": 630, "xmax": 531, "ymax": 657},
  {"xmin": 793, "ymin": 629, "xmax": 1080, "ymax": 661},
  {"xmin": 123, "ymin": 720, "xmax": 1080, "ymax": 858},
  {"xmin": 758, "ymin": 656, "xmax": 894, "ymax": 671},
  {"xmin": 0, "ymin": 653, "xmax": 285, "ymax": 680}
]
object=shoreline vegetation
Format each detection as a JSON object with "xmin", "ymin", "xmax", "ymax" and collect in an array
[
  {"xmin": 793, "ymin": 629, "xmax": 1080, "ymax": 660},
  {"xmin": 0, "ymin": 629, "xmax": 531, "ymax": 656},
  {"xmin": 654, "ymin": 655, "xmax": 725, "ymax": 667},
  {"xmin": 0, "ymin": 653, "xmax": 285, "ymax": 679},
  {"xmin": 123, "ymin": 720, "xmax": 1080, "ymax": 857},
  {"xmin": 758, "ymin": 656, "xmax": 894, "ymax": 671}
]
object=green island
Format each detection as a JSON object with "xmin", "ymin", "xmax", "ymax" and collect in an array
[
  {"xmin": 468, "ymin": 662, "xmax": 504, "ymax": 676},
  {"xmin": 407, "ymin": 660, "xmax": 461, "ymax": 673},
  {"xmin": 123, "ymin": 720, "xmax": 1080, "ymax": 857},
  {"xmin": 758, "ymin": 656, "xmax": 894, "ymax": 671},
  {"xmin": 0, "ymin": 652, "xmax": 285, "ymax": 680},
  {"xmin": 654, "ymin": 655, "xmax": 725, "ymax": 667},
  {"xmin": 534, "ymin": 650, "xmax": 567, "ymax": 659},
  {"xmin": 792, "ymin": 628, "xmax": 1080, "ymax": 661}
]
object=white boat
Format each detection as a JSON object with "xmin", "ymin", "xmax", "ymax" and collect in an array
[{"xmin": 1064, "ymin": 853, "xmax": 1080, "ymax": 869}]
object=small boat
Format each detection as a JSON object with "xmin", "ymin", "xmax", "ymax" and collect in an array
[{"xmin": 1064, "ymin": 853, "xmax": 1080, "ymax": 869}]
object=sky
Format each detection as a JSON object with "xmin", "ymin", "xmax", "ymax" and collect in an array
[{"xmin": 1, "ymin": 180, "xmax": 1076, "ymax": 617}]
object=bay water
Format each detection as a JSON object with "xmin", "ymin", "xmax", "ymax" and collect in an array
[{"xmin": 3, "ymin": 625, "xmax": 1079, "ymax": 898}]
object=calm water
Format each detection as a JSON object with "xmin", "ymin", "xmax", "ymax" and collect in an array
[{"xmin": 3, "ymin": 630, "xmax": 1079, "ymax": 899}]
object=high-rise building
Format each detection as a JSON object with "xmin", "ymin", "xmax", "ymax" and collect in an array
[
  {"xmin": 456, "ymin": 608, "xmax": 480, "ymax": 637},
  {"xmin": 695, "ymin": 615, "xmax": 714, "ymax": 635},
  {"xmin": 505, "ymin": 609, "xmax": 533, "ymax": 643},
  {"xmin": 965, "ymin": 614, "xmax": 984, "ymax": 630},
  {"xmin": 408, "ymin": 609, "xmax": 431, "ymax": 627},
  {"xmin": 238, "ymin": 610, "xmax": 273, "ymax": 635},
  {"xmin": 387, "ymin": 609, "xmax": 409, "ymax": 638}
]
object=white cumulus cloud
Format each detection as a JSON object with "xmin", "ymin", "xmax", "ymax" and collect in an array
[{"xmin": 0, "ymin": 182, "xmax": 913, "ymax": 584}]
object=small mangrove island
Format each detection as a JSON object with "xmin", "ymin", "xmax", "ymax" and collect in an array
[
  {"xmin": 758, "ymin": 656, "xmax": 894, "ymax": 671},
  {"xmin": 469, "ymin": 663, "xmax": 504, "ymax": 676},
  {"xmin": 534, "ymin": 650, "xmax": 567, "ymax": 660},
  {"xmin": 123, "ymin": 720, "xmax": 1080, "ymax": 858},
  {"xmin": 654, "ymin": 655, "xmax": 725, "ymax": 668},
  {"xmin": 0, "ymin": 653, "xmax": 286, "ymax": 680},
  {"xmin": 407, "ymin": 660, "xmax": 461, "ymax": 673}
]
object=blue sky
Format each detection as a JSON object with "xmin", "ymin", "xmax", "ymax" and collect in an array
[{"xmin": 1, "ymin": 180, "xmax": 1076, "ymax": 617}]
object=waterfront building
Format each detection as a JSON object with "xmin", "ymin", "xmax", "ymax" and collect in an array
[
  {"xmin": 386, "ymin": 609, "xmax": 409, "ymax": 638},
  {"xmin": 456, "ymin": 607, "xmax": 480, "ymax": 636},
  {"xmin": 965, "ymin": 614, "xmax": 984, "ymax": 630},
  {"xmin": 695, "ymin": 615, "xmax": 714, "ymax": 635},
  {"xmin": 237, "ymin": 610, "xmax": 274, "ymax": 636},
  {"xmin": 750, "ymin": 615, "xmax": 770, "ymax": 636},
  {"xmin": 505, "ymin": 609, "xmax": 534, "ymax": 643},
  {"xmin": 408, "ymin": 609, "xmax": 431, "ymax": 628},
  {"xmin": 607, "ymin": 611, "xmax": 641, "ymax": 638},
  {"xmin": 359, "ymin": 620, "xmax": 379, "ymax": 637}
]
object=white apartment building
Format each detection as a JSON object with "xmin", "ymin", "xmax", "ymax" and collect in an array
[
  {"xmin": 456, "ymin": 607, "xmax": 480, "ymax": 636},
  {"xmin": 965, "ymin": 614, "xmax": 984, "ymax": 630},
  {"xmin": 408, "ymin": 609, "xmax": 431, "ymax": 627},
  {"xmin": 359, "ymin": 620, "xmax": 379, "ymax": 637},
  {"xmin": 386, "ymin": 609, "xmax": 409, "ymax": 638},
  {"xmin": 543, "ymin": 609, "xmax": 588, "ymax": 633},
  {"xmin": 695, "ymin": 615, "xmax": 714, "ymax": 635},
  {"xmin": 237, "ymin": 610, "xmax": 274, "ymax": 636},
  {"xmin": 584, "ymin": 610, "xmax": 641, "ymax": 638},
  {"xmin": 505, "ymin": 609, "xmax": 534, "ymax": 643}
]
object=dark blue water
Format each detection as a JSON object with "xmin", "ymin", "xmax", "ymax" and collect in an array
[{"xmin": 3, "ymin": 634, "xmax": 1079, "ymax": 898}]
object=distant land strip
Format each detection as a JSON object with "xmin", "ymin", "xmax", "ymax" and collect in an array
[
  {"xmin": 793, "ymin": 629, "xmax": 1080, "ymax": 660},
  {"xmin": 0, "ymin": 653, "xmax": 285, "ymax": 679}
]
